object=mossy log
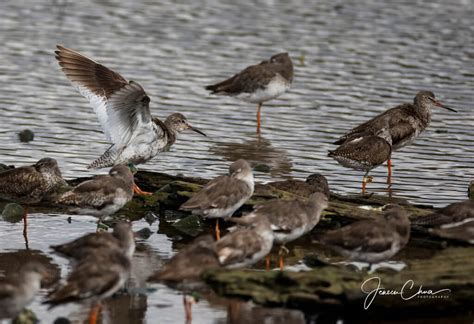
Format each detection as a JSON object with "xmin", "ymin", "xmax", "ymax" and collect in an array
[{"xmin": 203, "ymin": 246, "xmax": 474, "ymax": 314}]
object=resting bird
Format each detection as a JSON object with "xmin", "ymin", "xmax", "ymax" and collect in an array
[
  {"xmin": 206, "ymin": 53, "xmax": 293, "ymax": 133},
  {"xmin": 45, "ymin": 250, "xmax": 132, "ymax": 324},
  {"xmin": 249, "ymin": 192, "xmax": 329, "ymax": 269},
  {"xmin": 0, "ymin": 262, "xmax": 48, "ymax": 320},
  {"xmin": 333, "ymin": 91, "xmax": 456, "ymax": 184},
  {"xmin": 180, "ymin": 159, "xmax": 254, "ymax": 240},
  {"xmin": 56, "ymin": 165, "xmax": 134, "ymax": 224},
  {"xmin": 320, "ymin": 205, "xmax": 410, "ymax": 265},
  {"xmin": 0, "ymin": 158, "xmax": 66, "ymax": 243},
  {"xmin": 214, "ymin": 214, "xmax": 274, "ymax": 269},
  {"xmin": 55, "ymin": 45, "xmax": 206, "ymax": 194},
  {"xmin": 51, "ymin": 221, "xmax": 135, "ymax": 261}
]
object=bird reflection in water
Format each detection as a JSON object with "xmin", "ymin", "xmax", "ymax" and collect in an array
[{"xmin": 209, "ymin": 133, "xmax": 293, "ymax": 178}]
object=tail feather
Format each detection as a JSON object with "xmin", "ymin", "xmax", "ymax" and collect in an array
[{"xmin": 88, "ymin": 146, "xmax": 118, "ymax": 169}]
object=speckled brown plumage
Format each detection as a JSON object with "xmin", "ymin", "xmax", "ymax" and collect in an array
[
  {"xmin": 329, "ymin": 130, "xmax": 392, "ymax": 172},
  {"xmin": 334, "ymin": 91, "xmax": 456, "ymax": 150},
  {"xmin": 0, "ymin": 158, "xmax": 66, "ymax": 204},
  {"xmin": 56, "ymin": 165, "xmax": 134, "ymax": 217}
]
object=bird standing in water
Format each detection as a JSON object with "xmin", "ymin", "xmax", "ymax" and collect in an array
[
  {"xmin": 329, "ymin": 128, "xmax": 392, "ymax": 194},
  {"xmin": 333, "ymin": 91, "xmax": 457, "ymax": 185},
  {"xmin": 206, "ymin": 53, "xmax": 293, "ymax": 133}
]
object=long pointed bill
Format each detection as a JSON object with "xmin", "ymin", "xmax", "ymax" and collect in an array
[
  {"xmin": 186, "ymin": 123, "xmax": 207, "ymax": 136},
  {"xmin": 434, "ymin": 100, "xmax": 457, "ymax": 112}
]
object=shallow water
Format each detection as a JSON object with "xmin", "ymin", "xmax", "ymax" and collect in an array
[{"xmin": 0, "ymin": 0, "xmax": 473, "ymax": 322}]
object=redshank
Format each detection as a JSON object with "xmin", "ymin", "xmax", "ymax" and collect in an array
[
  {"xmin": 329, "ymin": 128, "xmax": 392, "ymax": 194},
  {"xmin": 55, "ymin": 45, "xmax": 206, "ymax": 195},
  {"xmin": 249, "ymin": 192, "xmax": 328, "ymax": 270},
  {"xmin": 149, "ymin": 235, "xmax": 219, "ymax": 282},
  {"xmin": 56, "ymin": 165, "xmax": 134, "ymax": 223},
  {"xmin": 51, "ymin": 221, "xmax": 135, "ymax": 261},
  {"xmin": 334, "ymin": 91, "xmax": 457, "ymax": 184},
  {"xmin": 265, "ymin": 173, "xmax": 330, "ymax": 198},
  {"xmin": 45, "ymin": 249, "xmax": 132, "ymax": 324},
  {"xmin": 180, "ymin": 159, "xmax": 254, "ymax": 240},
  {"xmin": 319, "ymin": 205, "xmax": 410, "ymax": 265},
  {"xmin": 0, "ymin": 158, "xmax": 66, "ymax": 245},
  {"xmin": 412, "ymin": 200, "xmax": 474, "ymax": 244},
  {"xmin": 206, "ymin": 53, "xmax": 293, "ymax": 133},
  {"xmin": 214, "ymin": 214, "xmax": 274, "ymax": 269},
  {"xmin": 0, "ymin": 262, "xmax": 48, "ymax": 320}
]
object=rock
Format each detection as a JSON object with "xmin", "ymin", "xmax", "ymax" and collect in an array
[
  {"xmin": 12, "ymin": 309, "xmax": 37, "ymax": 324},
  {"xmin": 18, "ymin": 129, "xmax": 34, "ymax": 143},
  {"xmin": 172, "ymin": 214, "xmax": 203, "ymax": 237},
  {"xmin": 1, "ymin": 203, "xmax": 24, "ymax": 222}
]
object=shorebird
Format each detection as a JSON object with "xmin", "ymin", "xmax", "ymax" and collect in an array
[
  {"xmin": 180, "ymin": 159, "xmax": 254, "ymax": 240},
  {"xmin": 206, "ymin": 53, "xmax": 293, "ymax": 133},
  {"xmin": 412, "ymin": 200, "xmax": 474, "ymax": 244},
  {"xmin": 55, "ymin": 45, "xmax": 206, "ymax": 195},
  {"xmin": 55, "ymin": 165, "xmax": 134, "ymax": 223},
  {"xmin": 329, "ymin": 128, "xmax": 392, "ymax": 194},
  {"xmin": 249, "ymin": 192, "xmax": 328, "ymax": 270},
  {"xmin": 45, "ymin": 249, "xmax": 132, "ymax": 324},
  {"xmin": 150, "ymin": 235, "xmax": 219, "ymax": 282},
  {"xmin": 265, "ymin": 173, "xmax": 330, "ymax": 198},
  {"xmin": 320, "ymin": 205, "xmax": 410, "ymax": 265},
  {"xmin": 149, "ymin": 235, "xmax": 220, "ymax": 322},
  {"xmin": 334, "ymin": 91, "xmax": 457, "ymax": 184},
  {"xmin": 51, "ymin": 221, "xmax": 135, "ymax": 261},
  {"xmin": 0, "ymin": 262, "xmax": 48, "ymax": 320},
  {"xmin": 0, "ymin": 158, "xmax": 66, "ymax": 244},
  {"xmin": 215, "ymin": 214, "xmax": 274, "ymax": 269}
]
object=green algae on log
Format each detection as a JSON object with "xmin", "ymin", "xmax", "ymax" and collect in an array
[{"xmin": 203, "ymin": 246, "xmax": 474, "ymax": 313}]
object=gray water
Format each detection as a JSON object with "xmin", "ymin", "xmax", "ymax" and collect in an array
[{"xmin": 0, "ymin": 0, "xmax": 473, "ymax": 323}]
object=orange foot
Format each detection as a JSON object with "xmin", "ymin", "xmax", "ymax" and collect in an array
[{"xmin": 133, "ymin": 183, "xmax": 153, "ymax": 196}]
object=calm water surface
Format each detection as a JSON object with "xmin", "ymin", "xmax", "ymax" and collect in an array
[{"xmin": 0, "ymin": 0, "xmax": 473, "ymax": 323}]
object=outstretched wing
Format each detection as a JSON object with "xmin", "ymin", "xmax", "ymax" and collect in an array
[{"xmin": 55, "ymin": 45, "xmax": 156, "ymax": 147}]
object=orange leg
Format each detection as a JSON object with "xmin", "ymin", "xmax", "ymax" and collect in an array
[
  {"xmin": 88, "ymin": 303, "xmax": 102, "ymax": 324},
  {"xmin": 265, "ymin": 254, "xmax": 271, "ymax": 270},
  {"xmin": 23, "ymin": 206, "xmax": 29, "ymax": 249},
  {"xmin": 215, "ymin": 219, "xmax": 221, "ymax": 241},
  {"xmin": 361, "ymin": 172, "xmax": 373, "ymax": 195},
  {"xmin": 133, "ymin": 183, "xmax": 153, "ymax": 196},
  {"xmin": 278, "ymin": 245, "xmax": 288, "ymax": 271},
  {"xmin": 256, "ymin": 103, "xmax": 262, "ymax": 133},
  {"xmin": 278, "ymin": 254, "xmax": 284, "ymax": 271},
  {"xmin": 387, "ymin": 159, "xmax": 392, "ymax": 185}
]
